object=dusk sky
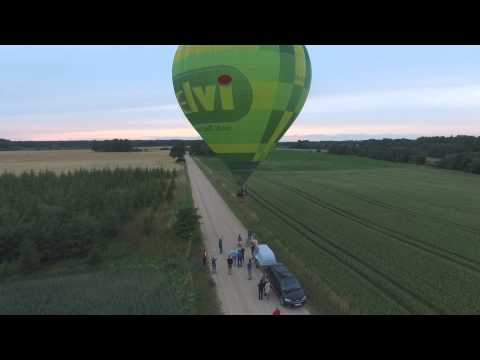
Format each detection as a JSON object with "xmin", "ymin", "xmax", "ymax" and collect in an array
[{"xmin": 1, "ymin": 45, "xmax": 480, "ymax": 141}]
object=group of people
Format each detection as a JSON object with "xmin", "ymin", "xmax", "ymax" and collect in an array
[
  {"xmin": 204, "ymin": 234, "xmax": 255, "ymax": 277},
  {"xmin": 201, "ymin": 233, "xmax": 280, "ymax": 315},
  {"xmin": 202, "ymin": 233, "xmax": 259, "ymax": 280},
  {"xmin": 226, "ymin": 243, "xmax": 252, "ymax": 276}
]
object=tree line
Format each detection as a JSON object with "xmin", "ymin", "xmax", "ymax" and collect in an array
[
  {"xmin": 91, "ymin": 139, "xmax": 140, "ymax": 152},
  {"xmin": 0, "ymin": 138, "xmax": 207, "ymax": 151},
  {"xmin": 283, "ymin": 136, "xmax": 480, "ymax": 174},
  {"xmin": 0, "ymin": 168, "xmax": 177, "ymax": 272},
  {"xmin": 168, "ymin": 140, "xmax": 214, "ymax": 160}
]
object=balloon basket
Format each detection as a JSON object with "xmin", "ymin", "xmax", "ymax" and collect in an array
[{"xmin": 236, "ymin": 186, "xmax": 249, "ymax": 198}]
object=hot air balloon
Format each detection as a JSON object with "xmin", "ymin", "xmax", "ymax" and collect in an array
[{"xmin": 172, "ymin": 45, "xmax": 311, "ymax": 195}]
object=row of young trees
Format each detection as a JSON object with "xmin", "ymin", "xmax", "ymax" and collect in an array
[{"xmin": 0, "ymin": 168, "xmax": 177, "ymax": 271}]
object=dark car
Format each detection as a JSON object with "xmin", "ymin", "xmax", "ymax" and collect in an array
[{"xmin": 265, "ymin": 263, "xmax": 306, "ymax": 307}]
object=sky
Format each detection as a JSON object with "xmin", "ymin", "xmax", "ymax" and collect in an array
[{"xmin": 1, "ymin": 45, "xmax": 480, "ymax": 141}]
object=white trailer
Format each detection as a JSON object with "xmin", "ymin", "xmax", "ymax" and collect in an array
[{"xmin": 253, "ymin": 244, "xmax": 277, "ymax": 269}]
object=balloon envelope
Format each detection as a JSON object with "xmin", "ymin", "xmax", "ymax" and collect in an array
[{"xmin": 172, "ymin": 45, "xmax": 311, "ymax": 185}]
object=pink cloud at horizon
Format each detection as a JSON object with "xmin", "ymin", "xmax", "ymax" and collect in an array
[
  {"xmin": 10, "ymin": 122, "xmax": 479, "ymax": 142},
  {"xmin": 16, "ymin": 127, "xmax": 200, "ymax": 141},
  {"xmin": 283, "ymin": 124, "xmax": 480, "ymax": 138}
]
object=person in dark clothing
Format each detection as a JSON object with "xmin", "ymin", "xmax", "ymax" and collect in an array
[
  {"xmin": 218, "ymin": 238, "xmax": 223, "ymax": 255},
  {"xmin": 258, "ymin": 278, "xmax": 265, "ymax": 300},
  {"xmin": 227, "ymin": 256, "xmax": 233, "ymax": 275},
  {"xmin": 237, "ymin": 248, "xmax": 243, "ymax": 267},
  {"xmin": 232, "ymin": 250, "xmax": 237, "ymax": 267},
  {"xmin": 247, "ymin": 258, "xmax": 252, "ymax": 280},
  {"xmin": 211, "ymin": 257, "xmax": 217, "ymax": 273}
]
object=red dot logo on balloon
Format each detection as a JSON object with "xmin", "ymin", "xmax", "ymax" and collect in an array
[{"xmin": 217, "ymin": 74, "xmax": 232, "ymax": 85}]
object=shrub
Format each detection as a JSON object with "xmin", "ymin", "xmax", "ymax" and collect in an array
[
  {"xmin": 87, "ymin": 245, "xmax": 103, "ymax": 267},
  {"xmin": 415, "ymin": 155, "xmax": 426, "ymax": 165},
  {"xmin": 173, "ymin": 207, "xmax": 201, "ymax": 241},
  {"xmin": 19, "ymin": 239, "xmax": 41, "ymax": 273}
]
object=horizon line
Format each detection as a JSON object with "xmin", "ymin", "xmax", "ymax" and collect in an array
[{"xmin": 3, "ymin": 133, "xmax": 479, "ymax": 143}]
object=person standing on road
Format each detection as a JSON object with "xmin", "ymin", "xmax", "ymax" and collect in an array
[
  {"xmin": 211, "ymin": 257, "xmax": 217, "ymax": 273},
  {"xmin": 272, "ymin": 307, "xmax": 281, "ymax": 315},
  {"xmin": 247, "ymin": 258, "xmax": 252, "ymax": 280},
  {"xmin": 218, "ymin": 238, "xmax": 223, "ymax": 255},
  {"xmin": 258, "ymin": 278, "xmax": 265, "ymax": 300},
  {"xmin": 202, "ymin": 249, "xmax": 207, "ymax": 266},
  {"xmin": 260, "ymin": 273, "xmax": 266, "ymax": 284},
  {"xmin": 227, "ymin": 255, "xmax": 233, "ymax": 275},
  {"xmin": 240, "ymin": 247, "xmax": 245, "ymax": 265},
  {"xmin": 231, "ymin": 250, "xmax": 237, "ymax": 267},
  {"xmin": 237, "ymin": 248, "xmax": 243, "ymax": 267},
  {"xmin": 264, "ymin": 280, "xmax": 271, "ymax": 300}
]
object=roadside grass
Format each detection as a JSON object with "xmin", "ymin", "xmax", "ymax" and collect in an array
[{"xmin": 195, "ymin": 150, "xmax": 480, "ymax": 314}]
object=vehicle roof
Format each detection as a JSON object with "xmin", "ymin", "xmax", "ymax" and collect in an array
[
  {"xmin": 270, "ymin": 263, "xmax": 295, "ymax": 279},
  {"xmin": 255, "ymin": 244, "xmax": 276, "ymax": 266}
]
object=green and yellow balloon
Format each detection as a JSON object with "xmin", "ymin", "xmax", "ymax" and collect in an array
[{"xmin": 172, "ymin": 45, "xmax": 311, "ymax": 186}]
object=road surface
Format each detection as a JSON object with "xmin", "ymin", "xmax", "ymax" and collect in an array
[{"xmin": 186, "ymin": 155, "xmax": 309, "ymax": 315}]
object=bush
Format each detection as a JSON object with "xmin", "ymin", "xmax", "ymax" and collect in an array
[
  {"xmin": 173, "ymin": 207, "xmax": 201, "ymax": 241},
  {"xmin": 0, "ymin": 261, "xmax": 18, "ymax": 278},
  {"xmin": 166, "ymin": 179, "xmax": 175, "ymax": 203},
  {"xmin": 143, "ymin": 212, "xmax": 155, "ymax": 236},
  {"xmin": 87, "ymin": 245, "xmax": 103, "ymax": 266},
  {"xmin": 470, "ymin": 159, "xmax": 480, "ymax": 174},
  {"xmin": 415, "ymin": 155, "xmax": 426, "ymax": 165},
  {"xmin": 169, "ymin": 142, "xmax": 186, "ymax": 159},
  {"xmin": 19, "ymin": 239, "xmax": 41, "ymax": 273}
]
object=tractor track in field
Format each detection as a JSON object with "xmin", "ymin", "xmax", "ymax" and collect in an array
[
  {"xmin": 261, "ymin": 177, "xmax": 480, "ymax": 276},
  {"xmin": 303, "ymin": 179, "xmax": 480, "ymax": 237},
  {"xmin": 248, "ymin": 187, "xmax": 446, "ymax": 314}
]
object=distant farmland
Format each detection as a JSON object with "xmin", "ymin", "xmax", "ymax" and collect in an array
[
  {"xmin": 0, "ymin": 148, "xmax": 181, "ymax": 174},
  {"xmin": 196, "ymin": 150, "xmax": 480, "ymax": 314}
]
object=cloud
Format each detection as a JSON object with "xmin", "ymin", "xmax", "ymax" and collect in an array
[
  {"xmin": 3, "ymin": 84, "xmax": 480, "ymax": 140},
  {"xmin": 23, "ymin": 127, "xmax": 200, "ymax": 141},
  {"xmin": 302, "ymin": 85, "xmax": 480, "ymax": 115},
  {"xmin": 287, "ymin": 84, "xmax": 480, "ymax": 138},
  {"xmin": 283, "ymin": 123, "xmax": 480, "ymax": 140},
  {"xmin": 0, "ymin": 103, "xmax": 181, "ymax": 120},
  {"xmin": 0, "ymin": 103, "xmax": 191, "ymax": 140}
]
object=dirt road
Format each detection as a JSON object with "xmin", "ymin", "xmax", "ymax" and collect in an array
[{"xmin": 186, "ymin": 155, "xmax": 309, "ymax": 315}]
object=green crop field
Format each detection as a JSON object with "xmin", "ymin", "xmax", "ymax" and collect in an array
[{"xmin": 196, "ymin": 149, "xmax": 480, "ymax": 314}]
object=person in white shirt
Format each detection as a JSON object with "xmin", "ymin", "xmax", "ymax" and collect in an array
[{"xmin": 264, "ymin": 280, "xmax": 271, "ymax": 300}]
